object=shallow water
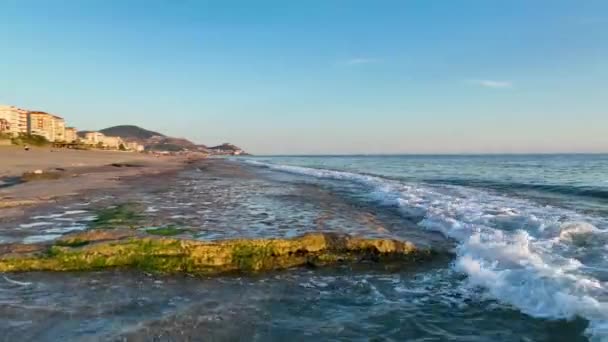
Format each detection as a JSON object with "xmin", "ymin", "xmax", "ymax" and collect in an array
[
  {"xmin": 1, "ymin": 156, "xmax": 606, "ymax": 341},
  {"xmin": 0, "ymin": 265, "xmax": 588, "ymax": 342}
]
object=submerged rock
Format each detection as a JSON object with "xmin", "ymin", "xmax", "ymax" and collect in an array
[
  {"xmin": 90, "ymin": 203, "xmax": 144, "ymax": 229},
  {"xmin": 0, "ymin": 231, "xmax": 437, "ymax": 275}
]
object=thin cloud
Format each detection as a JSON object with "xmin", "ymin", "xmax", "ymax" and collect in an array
[
  {"xmin": 343, "ymin": 58, "xmax": 382, "ymax": 66},
  {"xmin": 468, "ymin": 79, "xmax": 513, "ymax": 88}
]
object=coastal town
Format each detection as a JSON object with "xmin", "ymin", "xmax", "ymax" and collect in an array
[
  {"xmin": 0, "ymin": 104, "xmax": 246, "ymax": 155},
  {"xmin": 0, "ymin": 104, "xmax": 144, "ymax": 151}
]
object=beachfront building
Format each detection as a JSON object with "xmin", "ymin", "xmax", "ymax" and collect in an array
[
  {"xmin": 27, "ymin": 111, "xmax": 55, "ymax": 141},
  {"xmin": 0, "ymin": 105, "xmax": 28, "ymax": 136},
  {"xmin": 102, "ymin": 136, "xmax": 124, "ymax": 150},
  {"xmin": 52, "ymin": 116, "xmax": 66, "ymax": 142},
  {"xmin": 0, "ymin": 117, "xmax": 8, "ymax": 133},
  {"xmin": 83, "ymin": 131, "xmax": 126, "ymax": 149},
  {"xmin": 126, "ymin": 142, "xmax": 145, "ymax": 152},
  {"xmin": 83, "ymin": 131, "xmax": 106, "ymax": 145},
  {"xmin": 64, "ymin": 127, "xmax": 78, "ymax": 143},
  {"xmin": 27, "ymin": 111, "xmax": 67, "ymax": 142}
]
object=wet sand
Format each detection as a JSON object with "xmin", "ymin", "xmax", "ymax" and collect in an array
[
  {"xmin": 0, "ymin": 146, "xmax": 200, "ymax": 219},
  {"xmin": 0, "ymin": 158, "xmax": 450, "ymax": 248}
]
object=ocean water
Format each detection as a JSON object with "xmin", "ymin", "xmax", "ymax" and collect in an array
[
  {"xmin": 1, "ymin": 155, "xmax": 607, "ymax": 341},
  {"xmin": 242, "ymin": 154, "xmax": 608, "ymax": 341}
]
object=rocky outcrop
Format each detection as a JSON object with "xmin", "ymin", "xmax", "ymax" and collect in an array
[
  {"xmin": 208, "ymin": 143, "xmax": 246, "ymax": 155},
  {"xmin": 0, "ymin": 231, "xmax": 436, "ymax": 275}
]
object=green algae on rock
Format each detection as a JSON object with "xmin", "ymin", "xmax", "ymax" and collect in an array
[
  {"xmin": 54, "ymin": 239, "xmax": 89, "ymax": 248},
  {"xmin": 145, "ymin": 225, "xmax": 190, "ymax": 236},
  {"xmin": 0, "ymin": 231, "xmax": 437, "ymax": 275}
]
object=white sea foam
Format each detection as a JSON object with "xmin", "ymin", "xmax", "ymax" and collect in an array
[
  {"xmin": 43, "ymin": 226, "xmax": 86, "ymax": 234},
  {"xmin": 22, "ymin": 234, "xmax": 62, "ymax": 244},
  {"xmin": 244, "ymin": 159, "xmax": 608, "ymax": 341},
  {"xmin": 558, "ymin": 222, "xmax": 598, "ymax": 241},
  {"xmin": 31, "ymin": 210, "xmax": 87, "ymax": 220},
  {"xmin": 63, "ymin": 210, "xmax": 88, "ymax": 215},
  {"xmin": 2, "ymin": 276, "xmax": 32, "ymax": 286},
  {"xmin": 32, "ymin": 214, "xmax": 65, "ymax": 220},
  {"xmin": 19, "ymin": 222, "xmax": 53, "ymax": 229}
]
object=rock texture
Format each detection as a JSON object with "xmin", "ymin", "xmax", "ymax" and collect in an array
[{"xmin": 0, "ymin": 231, "xmax": 436, "ymax": 275}]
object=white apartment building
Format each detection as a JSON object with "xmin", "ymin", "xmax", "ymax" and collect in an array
[
  {"xmin": 64, "ymin": 127, "xmax": 78, "ymax": 143},
  {"xmin": 84, "ymin": 131, "xmax": 106, "ymax": 145},
  {"xmin": 27, "ymin": 111, "xmax": 66, "ymax": 142},
  {"xmin": 102, "ymin": 136, "xmax": 124, "ymax": 149},
  {"xmin": 0, "ymin": 105, "xmax": 28, "ymax": 136}
]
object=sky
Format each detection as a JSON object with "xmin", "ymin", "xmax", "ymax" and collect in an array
[{"xmin": 1, "ymin": 0, "xmax": 607, "ymax": 154}]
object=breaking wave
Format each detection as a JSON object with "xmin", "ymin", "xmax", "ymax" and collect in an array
[
  {"xmin": 427, "ymin": 178, "xmax": 608, "ymax": 201},
  {"xmin": 244, "ymin": 159, "xmax": 608, "ymax": 341}
]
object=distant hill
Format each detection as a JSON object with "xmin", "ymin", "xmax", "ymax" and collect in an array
[
  {"xmin": 209, "ymin": 143, "xmax": 243, "ymax": 152},
  {"xmin": 81, "ymin": 125, "xmax": 247, "ymax": 154},
  {"xmin": 209, "ymin": 143, "xmax": 247, "ymax": 155},
  {"xmin": 99, "ymin": 125, "xmax": 164, "ymax": 140}
]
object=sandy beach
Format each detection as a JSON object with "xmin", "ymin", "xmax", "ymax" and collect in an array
[
  {"xmin": 0, "ymin": 146, "xmax": 198, "ymax": 218},
  {"xmin": 0, "ymin": 146, "xmax": 181, "ymax": 177}
]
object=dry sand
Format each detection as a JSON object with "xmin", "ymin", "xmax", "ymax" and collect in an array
[
  {"xmin": 0, "ymin": 146, "xmax": 174, "ymax": 177},
  {"xmin": 0, "ymin": 146, "xmax": 201, "ymax": 217}
]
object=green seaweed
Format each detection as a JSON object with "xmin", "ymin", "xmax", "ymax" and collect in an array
[
  {"xmin": 91, "ymin": 204, "xmax": 143, "ymax": 229},
  {"xmin": 35, "ymin": 238, "xmax": 189, "ymax": 273},
  {"xmin": 0, "ymin": 232, "xmax": 435, "ymax": 275},
  {"xmin": 231, "ymin": 243, "xmax": 276, "ymax": 271},
  {"xmin": 145, "ymin": 225, "xmax": 185, "ymax": 236},
  {"xmin": 54, "ymin": 239, "xmax": 89, "ymax": 248}
]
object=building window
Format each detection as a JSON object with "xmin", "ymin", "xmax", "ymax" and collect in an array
[{"xmin": 37, "ymin": 118, "xmax": 44, "ymax": 129}]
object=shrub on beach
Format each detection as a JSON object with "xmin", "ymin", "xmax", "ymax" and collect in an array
[{"xmin": 12, "ymin": 134, "xmax": 51, "ymax": 147}]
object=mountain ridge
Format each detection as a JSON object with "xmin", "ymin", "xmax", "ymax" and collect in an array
[
  {"xmin": 84, "ymin": 125, "xmax": 246, "ymax": 154},
  {"xmin": 99, "ymin": 125, "xmax": 164, "ymax": 140}
]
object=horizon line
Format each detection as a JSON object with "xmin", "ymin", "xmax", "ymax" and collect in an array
[{"xmin": 247, "ymin": 152, "xmax": 608, "ymax": 157}]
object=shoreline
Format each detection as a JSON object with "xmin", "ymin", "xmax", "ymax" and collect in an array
[{"xmin": 0, "ymin": 147, "xmax": 202, "ymax": 220}]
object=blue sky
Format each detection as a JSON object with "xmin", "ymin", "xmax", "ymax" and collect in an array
[{"xmin": 1, "ymin": 0, "xmax": 606, "ymax": 154}]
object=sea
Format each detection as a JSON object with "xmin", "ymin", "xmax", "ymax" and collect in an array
[
  {"xmin": 1, "ymin": 154, "xmax": 607, "ymax": 341},
  {"xmin": 241, "ymin": 154, "xmax": 608, "ymax": 341}
]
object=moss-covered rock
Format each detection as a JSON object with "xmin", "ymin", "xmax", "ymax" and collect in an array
[{"xmin": 0, "ymin": 232, "xmax": 437, "ymax": 275}]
